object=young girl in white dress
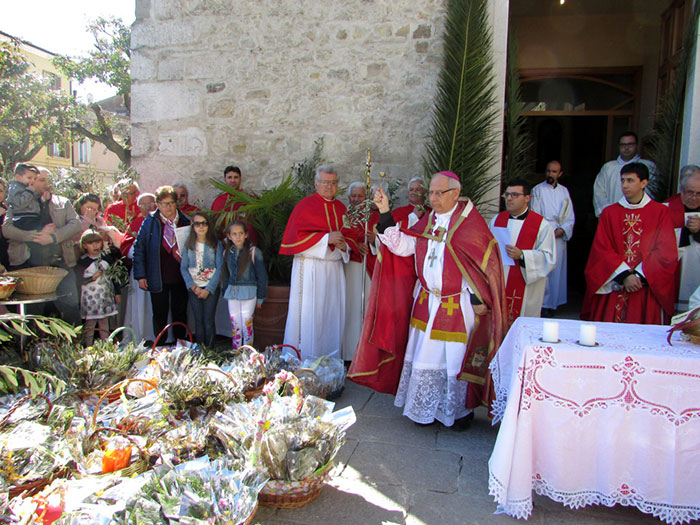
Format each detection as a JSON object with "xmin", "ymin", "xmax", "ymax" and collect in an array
[{"xmin": 75, "ymin": 230, "xmax": 121, "ymax": 345}]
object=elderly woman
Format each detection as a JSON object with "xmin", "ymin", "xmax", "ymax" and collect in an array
[
  {"xmin": 74, "ymin": 193, "xmax": 124, "ymax": 248},
  {"xmin": 133, "ymin": 186, "xmax": 191, "ymax": 343}
]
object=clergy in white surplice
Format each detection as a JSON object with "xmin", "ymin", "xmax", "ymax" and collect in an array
[
  {"xmin": 593, "ymin": 131, "xmax": 658, "ymax": 217},
  {"xmin": 530, "ymin": 161, "xmax": 575, "ymax": 314},
  {"xmin": 340, "ymin": 182, "xmax": 379, "ymax": 361},
  {"xmin": 280, "ymin": 165, "xmax": 350, "ymax": 360},
  {"xmin": 664, "ymin": 165, "xmax": 700, "ymax": 311},
  {"xmin": 348, "ymin": 172, "xmax": 507, "ymax": 429},
  {"xmin": 489, "ymin": 178, "xmax": 556, "ymax": 325}
]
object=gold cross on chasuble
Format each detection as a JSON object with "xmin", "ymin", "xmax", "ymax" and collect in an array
[
  {"xmin": 441, "ymin": 296, "xmax": 459, "ymax": 316},
  {"xmin": 418, "ymin": 289, "xmax": 428, "ymax": 305}
]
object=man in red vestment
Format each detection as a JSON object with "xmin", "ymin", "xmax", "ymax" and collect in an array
[
  {"xmin": 582, "ymin": 162, "xmax": 678, "ymax": 324},
  {"xmin": 349, "ymin": 172, "xmax": 507, "ymax": 427},
  {"xmin": 174, "ymin": 183, "xmax": 200, "ymax": 215},
  {"xmin": 664, "ymin": 165, "xmax": 700, "ymax": 310},
  {"xmin": 211, "ymin": 165, "xmax": 257, "ymax": 242},
  {"xmin": 391, "ymin": 177, "xmax": 430, "ymax": 227},
  {"xmin": 105, "ymin": 180, "xmax": 140, "ymax": 231},
  {"xmin": 280, "ymin": 165, "xmax": 350, "ymax": 359}
]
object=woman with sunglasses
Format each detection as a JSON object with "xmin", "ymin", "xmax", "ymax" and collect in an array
[{"xmin": 180, "ymin": 212, "xmax": 223, "ymax": 346}]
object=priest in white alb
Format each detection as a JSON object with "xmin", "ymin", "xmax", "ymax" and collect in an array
[
  {"xmin": 349, "ymin": 172, "xmax": 507, "ymax": 429},
  {"xmin": 489, "ymin": 178, "xmax": 556, "ymax": 325},
  {"xmin": 530, "ymin": 160, "xmax": 575, "ymax": 317},
  {"xmin": 593, "ymin": 131, "xmax": 657, "ymax": 217},
  {"xmin": 340, "ymin": 182, "xmax": 379, "ymax": 361},
  {"xmin": 280, "ymin": 165, "xmax": 349, "ymax": 359}
]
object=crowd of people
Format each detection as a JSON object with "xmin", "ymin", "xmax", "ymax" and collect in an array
[{"xmin": 2, "ymin": 132, "xmax": 699, "ymax": 431}]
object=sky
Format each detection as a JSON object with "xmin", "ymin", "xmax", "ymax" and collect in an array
[{"xmin": 1, "ymin": 0, "xmax": 136, "ymax": 102}]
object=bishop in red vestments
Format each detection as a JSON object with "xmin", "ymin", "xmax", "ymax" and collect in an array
[
  {"xmin": 349, "ymin": 172, "xmax": 507, "ymax": 427},
  {"xmin": 281, "ymin": 166, "xmax": 350, "ymax": 359},
  {"xmin": 582, "ymin": 162, "xmax": 678, "ymax": 324}
]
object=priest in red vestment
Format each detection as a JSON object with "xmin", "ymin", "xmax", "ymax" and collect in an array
[
  {"xmin": 664, "ymin": 165, "xmax": 700, "ymax": 310},
  {"xmin": 391, "ymin": 176, "xmax": 430, "ymax": 227},
  {"xmin": 174, "ymin": 183, "xmax": 200, "ymax": 215},
  {"xmin": 211, "ymin": 166, "xmax": 258, "ymax": 243},
  {"xmin": 582, "ymin": 162, "xmax": 678, "ymax": 324},
  {"xmin": 105, "ymin": 180, "xmax": 140, "ymax": 231},
  {"xmin": 349, "ymin": 172, "xmax": 507, "ymax": 428},
  {"xmin": 280, "ymin": 165, "xmax": 350, "ymax": 359}
]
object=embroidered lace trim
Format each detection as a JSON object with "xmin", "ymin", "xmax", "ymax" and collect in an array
[
  {"xmin": 489, "ymin": 472, "xmax": 700, "ymax": 525},
  {"xmin": 394, "ymin": 361, "xmax": 469, "ymax": 426}
]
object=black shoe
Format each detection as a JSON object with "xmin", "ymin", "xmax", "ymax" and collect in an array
[
  {"xmin": 541, "ymin": 308, "xmax": 555, "ymax": 318},
  {"xmin": 452, "ymin": 412, "xmax": 475, "ymax": 432}
]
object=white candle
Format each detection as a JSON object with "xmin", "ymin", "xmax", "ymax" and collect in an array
[
  {"xmin": 542, "ymin": 321, "xmax": 559, "ymax": 343},
  {"xmin": 580, "ymin": 324, "xmax": 596, "ymax": 346}
]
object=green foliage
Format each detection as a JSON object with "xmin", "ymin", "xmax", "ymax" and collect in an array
[
  {"xmin": 502, "ymin": 26, "xmax": 533, "ymax": 184},
  {"xmin": 292, "ymin": 136, "xmax": 326, "ymax": 197},
  {"xmin": 211, "ymin": 172, "xmax": 303, "ymax": 284},
  {"xmin": 0, "ymin": 40, "xmax": 79, "ymax": 176},
  {"xmin": 646, "ymin": 4, "xmax": 700, "ymax": 200},
  {"xmin": 422, "ymin": 0, "xmax": 499, "ymax": 205},
  {"xmin": 0, "ymin": 365, "xmax": 66, "ymax": 397},
  {"xmin": 0, "ymin": 313, "xmax": 78, "ymax": 345},
  {"xmin": 53, "ymin": 17, "xmax": 131, "ymax": 165},
  {"xmin": 0, "ymin": 314, "xmax": 76, "ymax": 396}
]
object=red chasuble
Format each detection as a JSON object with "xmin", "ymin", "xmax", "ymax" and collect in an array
[
  {"xmin": 342, "ymin": 209, "xmax": 379, "ymax": 276},
  {"xmin": 582, "ymin": 199, "xmax": 678, "ymax": 324},
  {"xmin": 179, "ymin": 203, "xmax": 201, "ymax": 215},
  {"xmin": 280, "ymin": 193, "xmax": 346, "ymax": 255},
  {"xmin": 391, "ymin": 204, "xmax": 431, "ymax": 227},
  {"xmin": 664, "ymin": 193, "xmax": 686, "ymax": 229},
  {"xmin": 494, "ymin": 210, "xmax": 544, "ymax": 326},
  {"xmin": 348, "ymin": 200, "xmax": 507, "ymax": 410}
]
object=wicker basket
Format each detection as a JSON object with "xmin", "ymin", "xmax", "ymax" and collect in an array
[
  {"xmin": 6, "ymin": 266, "xmax": 68, "ymax": 295},
  {"xmin": 0, "ymin": 279, "xmax": 19, "ymax": 299},
  {"xmin": 258, "ymin": 462, "xmax": 333, "ymax": 509}
]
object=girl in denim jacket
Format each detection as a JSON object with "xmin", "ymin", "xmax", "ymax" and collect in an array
[
  {"xmin": 223, "ymin": 220, "xmax": 268, "ymax": 348},
  {"xmin": 179, "ymin": 212, "xmax": 223, "ymax": 346}
]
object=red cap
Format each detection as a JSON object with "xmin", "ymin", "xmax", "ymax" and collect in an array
[{"xmin": 438, "ymin": 171, "xmax": 460, "ymax": 181}]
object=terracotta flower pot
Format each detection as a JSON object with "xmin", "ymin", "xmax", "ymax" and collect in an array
[{"xmin": 254, "ymin": 285, "xmax": 290, "ymax": 349}]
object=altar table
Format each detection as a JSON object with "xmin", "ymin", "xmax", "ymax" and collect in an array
[{"xmin": 488, "ymin": 317, "xmax": 700, "ymax": 524}]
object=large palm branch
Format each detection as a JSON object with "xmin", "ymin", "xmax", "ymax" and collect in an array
[
  {"xmin": 502, "ymin": 24, "xmax": 533, "ymax": 184},
  {"xmin": 423, "ymin": 0, "xmax": 499, "ymax": 205},
  {"xmin": 646, "ymin": 3, "xmax": 700, "ymax": 200}
]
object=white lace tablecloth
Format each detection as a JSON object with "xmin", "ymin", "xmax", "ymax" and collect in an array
[{"xmin": 488, "ymin": 317, "xmax": 700, "ymax": 524}]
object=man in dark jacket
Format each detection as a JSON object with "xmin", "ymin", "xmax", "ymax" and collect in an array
[{"xmin": 133, "ymin": 186, "xmax": 191, "ymax": 342}]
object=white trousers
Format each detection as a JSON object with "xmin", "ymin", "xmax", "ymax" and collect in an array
[{"xmin": 227, "ymin": 298, "xmax": 256, "ymax": 348}]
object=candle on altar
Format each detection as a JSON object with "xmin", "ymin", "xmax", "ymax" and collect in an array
[
  {"xmin": 579, "ymin": 324, "xmax": 597, "ymax": 346},
  {"xmin": 542, "ymin": 321, "xmax": 559, "ymax": 343}
]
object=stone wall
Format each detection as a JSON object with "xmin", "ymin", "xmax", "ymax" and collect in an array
[{"xmin": 131, "ymin": 0, "xmax": 468, "ymax": 207}]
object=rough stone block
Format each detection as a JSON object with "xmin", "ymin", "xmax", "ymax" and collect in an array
[
  {"xmin": 395, "ymin": 24, "xmax": 410, "ymax": 37},
  {"xmin": 131, "ymin": 20, "xmax": 197, "ymax": 49},
  {"xmin": 131, "ymin": 52, "xmax": 156, "ymax": 81},
  {"xmin": 413, "ymin": 23, "xmax": 432, "ymax": 39},
  {"xmin": 157, "ymin": 57, "xmax": 184, "ymax": 80},
  {"xmin": 245, "ymin": 89, "xmax": 270, "ymax": 100},
  {"xmin": 131, "ymin": 83, "xmax": 201, "ymax": 122},
  {"xmin": 336, "ymin": 29, "xmax": 348, "ymax": 40},
  {"xmin": 415, "ymin": 41, "xmax": 429, "ymax": 53},
  {"xmin": 158, "ymin": 127, "xmax": 208, "ymax": 156},
  {"xmin": 366, "ymin": 62, "xmax": 390, "ymax": 80}
]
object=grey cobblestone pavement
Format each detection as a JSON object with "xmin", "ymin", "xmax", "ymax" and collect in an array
[{"xmin": 254, "ymin": 380, "xmax": 665, "ymax": 525}]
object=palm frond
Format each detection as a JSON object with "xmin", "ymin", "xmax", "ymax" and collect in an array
[
  {"xmin": 423, "ymin": 0, "xmax": 499, "ymax": 205},
  {"xmin": 502, "ymin": 24, "xmax": 533, "ymax": 184},
  {"xmin": 646, "ymin": 3, "xmax": 700, "ymax": 200}
]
